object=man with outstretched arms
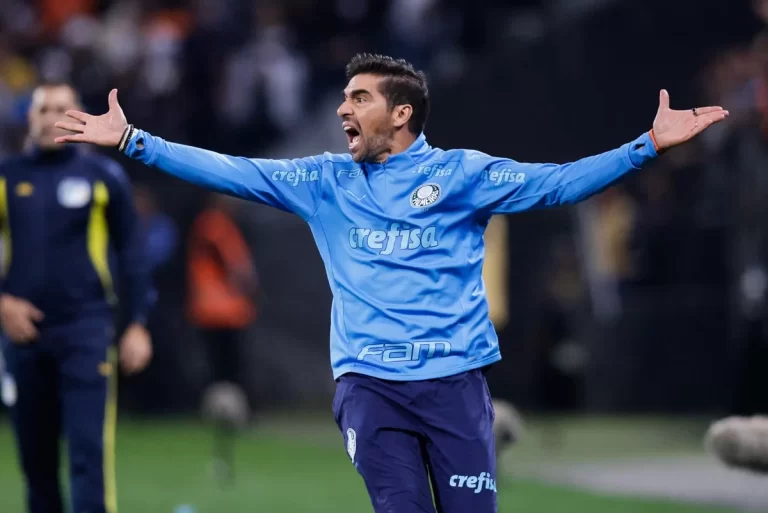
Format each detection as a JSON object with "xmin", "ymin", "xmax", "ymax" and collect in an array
[{"xmin": 56, "ymin": 54, "xmax": 728, "ymax": 513}]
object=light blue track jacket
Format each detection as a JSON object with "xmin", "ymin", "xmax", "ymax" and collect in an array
[{"xmin": 125, "ymin": 130, "xmax": 658, "ymax": 380}]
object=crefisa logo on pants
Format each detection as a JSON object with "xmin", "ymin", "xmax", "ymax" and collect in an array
[{"xmin": 449, "ymin": 472, "xmax": 497, "ymax": 494}]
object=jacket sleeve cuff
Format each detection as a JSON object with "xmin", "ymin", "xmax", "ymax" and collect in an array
[
  {"xmin": 134, "ymin": 317, "xmax": 148, "ymax": 327},
  {"xmin": 127, "ymin": 312, "xmax": 148, "ymax": 328},
  {"xmin": 124, "ymin": 129, "xmax": 159, "ymax": 165},
  {"xmin": 125, "ymin": 292, "xmax": 153, "ymax": 328},
  {"xmin": 627, "ymin": 131, "xmax": 659, "ymax": 168}
]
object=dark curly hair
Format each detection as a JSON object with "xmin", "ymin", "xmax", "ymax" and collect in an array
[{"xmin": 346, "ymin": 53, "xmax": 430, "ymax": 135}]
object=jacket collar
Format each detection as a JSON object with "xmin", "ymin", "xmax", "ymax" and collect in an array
[{"xmin": 364, "ymin": 133, "xmax": 430, "ymax": 171}]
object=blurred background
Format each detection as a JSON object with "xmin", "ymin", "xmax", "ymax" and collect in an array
[{"xmin": 2, "ymin": 0, "xmax": 768, "ymax": 512}]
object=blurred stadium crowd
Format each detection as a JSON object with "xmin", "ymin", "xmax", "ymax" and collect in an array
[
  {"xmin": 0, "ymin": 0, "xmax": 483, "ymax": 159},
  {"xmin": 0, "ymin": 0, "xmax": 767, "ymax": 421}
]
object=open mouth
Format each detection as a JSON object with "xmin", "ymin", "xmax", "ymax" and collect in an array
[{"xmin": 343, "ymin": 124, "xmax": 361, "ymax": 152}]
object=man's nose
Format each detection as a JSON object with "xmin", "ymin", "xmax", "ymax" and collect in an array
[{"xmin": 337, "ymin": 101, "xmax": 352, "ymax": 118}]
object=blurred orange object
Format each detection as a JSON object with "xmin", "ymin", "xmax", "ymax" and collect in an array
[
  {"xmin": 144, "ymin": 9, "xmax": 193, "ymax": 40},
  {"xmin": 39, "ymin": 0, "xmax": 96, "ymax": 36},
  {"xmin": 187, "ymin": 202, "xmax": 257, "ymax": 330}
]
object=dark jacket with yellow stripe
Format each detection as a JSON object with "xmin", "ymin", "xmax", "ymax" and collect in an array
[{"xmin": 0, "ymin": 146, "xmax": 150, "ymax": 329}]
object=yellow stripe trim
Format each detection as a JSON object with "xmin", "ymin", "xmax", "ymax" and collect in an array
[
  {"xmin": 0, "ymin": 178, "xmax": 11, "ymax": 275},
  {"xmin": 104, "ymin": 345, "xmax": 118, "ymax": 513},
  {"xmin": 88, "ymin": 181, "xmax": 116, "ymax": 304}
]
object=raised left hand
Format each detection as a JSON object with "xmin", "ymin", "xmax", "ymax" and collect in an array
[
  {"xmin": 119, "ymin": 323, "xmax": 153, "ymax": 375},
  {"xmin": 652, "ymin": 89, "xmax": 729, "ymax": 152},
  {"xmin": 54, "ymin": 89, "xmax": 128, "ymax": 147}
]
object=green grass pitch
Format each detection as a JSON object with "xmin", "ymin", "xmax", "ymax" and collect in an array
[{"xmin": 0, "ymin": 416, "xmax": 742, "ymax": 513}]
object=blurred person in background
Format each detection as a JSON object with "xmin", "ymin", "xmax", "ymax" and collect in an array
[
  {"xmin": 482, "ymin": 215, "xmax": 525, "ymax": 458},
  {"xmin": 0, "ymin": 82, "xmax": 152, "ymax": 513},
  {"xmin": 529, "ymin": 237, "xmax": 588, "ymax": 449},
  {"xmin": 579, "ymin": 185, "xmax": 637, "ymax": 322},
  {"xmin": 219, "ymin": 3, "xmax": 308, "ymax": 154},
  {"xmin": 697, "ymin": 3, "xmax": 768, "ymax": 476},
  {"xmin": 701, "ymin": 23, "xmax": 768, "ymax": 416},
  {"xmin": 57, "ymin": 52, "xmax": 727, "ymax": 513},
  {"xmin": 531, "ymin": 238, "xmax": 587, "ymax": 409},
  {"xmin": 593, "ymin": 186, "xmax": 637, "ymax": 291},
  {"xmin": 121, "ymin": 183, "xmax": 178, "ymax": 412},
  {"xmin": 696, "ymin": 10, "xmax": 768, "ymax": 476},
  {"xmin": 38, "ymin": 0, "xmax": 97, "ymax": 38},
  {"xmin": 0, "ymin": 36, "xmax": 38, "ymax": 159},
  {"xmin": 187, "ymin": 192, "xmax": 258, "ymax": 401},
  {"xmin": 134, "ymin": 183, "xmax": 178, "ymax": 277},
  {"xmin": 482, "ymin": 215, "xmax": 509, "ymax": 333}
]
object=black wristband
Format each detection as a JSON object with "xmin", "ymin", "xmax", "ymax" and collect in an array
[
  {"xmin": 117, "ymin": 124, "xmax": 130, "ymax": 150},
  {"xmin": 127, "ymin": 126, "xmax": 137, "ymax": 151},
  {"xmin": 118, "ymin": 124, "xmax": 135, "ymax": 153}
]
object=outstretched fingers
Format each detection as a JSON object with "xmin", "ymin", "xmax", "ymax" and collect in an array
[
  {"xmin": 55, "ymin": 121, "xmax": 85, "ymax": 134},
  {"xmin": 693, "ymin": 111, "xmax": 730, "ymax": 134},
  {"xmin": 65, "ymin": 110, "xmax": 91, "ymax": 123},
  {"xmin": 54, "ymin": 134, "xmax": 88, "ymax": 144},
  {"xmin": 693, "ymin": 106, "xmax": 727, "ymax": 115},
  {"xmin": 700, "ymin": 110, "xmax": 729, "ymax": 124}
]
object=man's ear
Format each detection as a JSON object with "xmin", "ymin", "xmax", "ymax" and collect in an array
[{"xmin": 392, "ymin": 104, "xmax": 413, "ymax": 129}]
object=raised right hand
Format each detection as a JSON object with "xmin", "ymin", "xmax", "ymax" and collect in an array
[
  {"xmin": 651, "ymin": 89, "xmax": 729, "ymax": 152},
  {"xmin": 54, "ymin": 89, "xmax": 128, "ymax": 147},
  {"xmin": 0, "ymin": 294, "xmax": 44, "ymax": 344}
]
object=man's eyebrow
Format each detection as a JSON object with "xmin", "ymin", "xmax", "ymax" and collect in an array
[{"xmin": 343, "ymin": 88, "xmax": 372, "ymax": 98}]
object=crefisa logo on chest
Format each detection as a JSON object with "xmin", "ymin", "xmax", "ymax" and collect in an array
[{"xmin": 410, "ymin": 183, "xmax": 441, "ymax": 208}]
